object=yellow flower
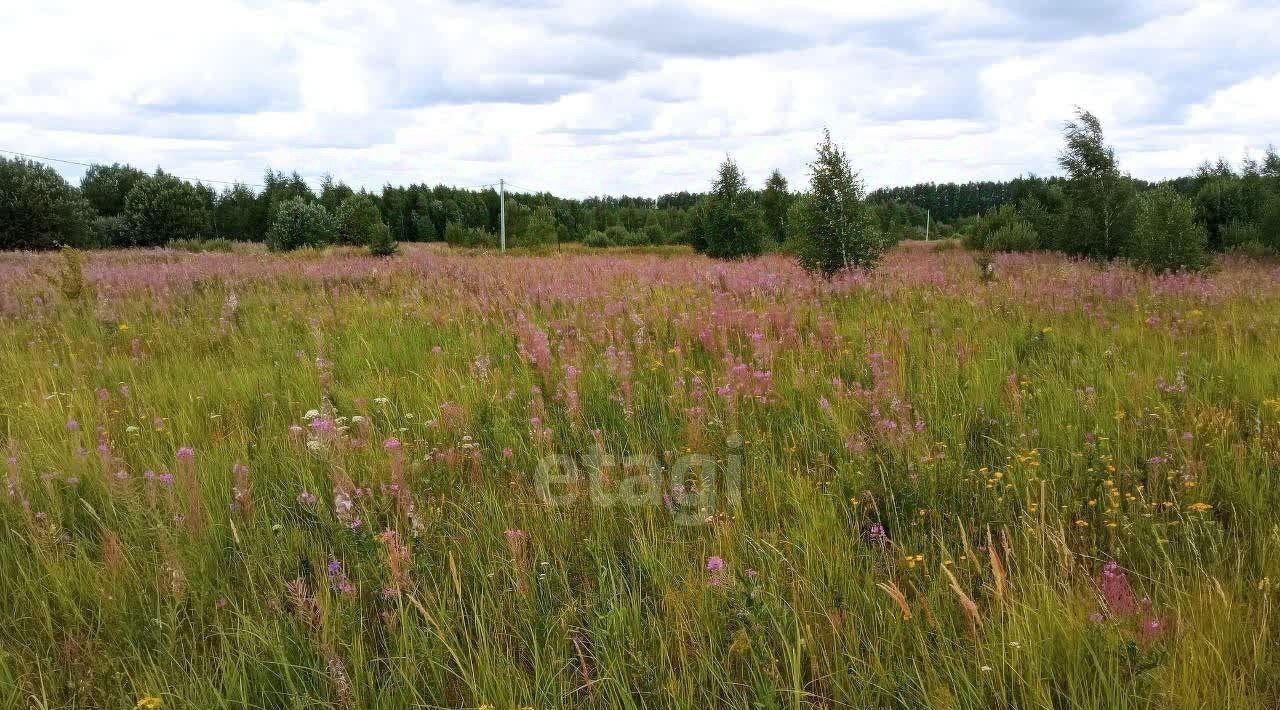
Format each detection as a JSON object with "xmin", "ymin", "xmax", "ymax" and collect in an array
[
  {"xmin": 1186, "ymin": 502, "xmax": 1212, "ymax": 513},
  {"xmin": 135, "ymin": 697, "xmax": 163, "ymax": 710},
  {"xmin": 119, "ymin": 323, "xmax": 130, "ymax": 332}
]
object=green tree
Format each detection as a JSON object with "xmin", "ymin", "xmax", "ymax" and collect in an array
[
  {"xmin": 1057, "ymin": 109, "xmax": 1135, "ymax": 258},
  {"xmin": 122, "ymin": 173, "xmax": 212, "ymax": 247},
  {"xmin": 761, "ymin": 169, "xmax": 791, "ymax": 246},
  {"xmin": 1128, "ymin": 187, "xmax": 1209, "ymax": 272},
  {"xmin": 368, "ymin": 221, "xmax": 397, "ymax": 256},
  {"xmin": 515, "ymin": 206, "xmax": 558, "ymax": 247},
  {"xmin": 698, "ymin": 155, "xmax": 762, "ymax": 259},
  {"xmin": 796, "ymin": 129, "xmax": 884, "ymax": 275},
  {"xmin": 265, "ymin": 197, "xmax": 336, "ymax": 251},
  {"xmin": 0, "ymin": 156, "xmax": 94, "ymax": 250},
  {"xmin": 80, "ymin": 163, "xmax": 147, "ymax": 217},
  {"xmin": 335, "ymin": 193, "xmax": 385, "ymax": 246}
]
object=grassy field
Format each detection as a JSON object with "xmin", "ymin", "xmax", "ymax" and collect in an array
[{"xmin": 1, "ymin": 242, "xmax": 1279, "ymax": 709}]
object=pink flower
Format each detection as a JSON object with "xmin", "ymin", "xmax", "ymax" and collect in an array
[
  {"xmin": 383, "ymin": 437, "xmax": 402, "ymax": 451},
  {"xmin": 176, "ymin": 446, "xmax": 195, "ymax": 461}
]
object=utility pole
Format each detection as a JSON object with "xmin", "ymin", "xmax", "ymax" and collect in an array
[
  {"xmin": 499, "ymin": 178, "xmax": 506, "ymax": 253},
  {"xmin": 925, "ymin": 209, "xmax": 931, "ymax": 241}
]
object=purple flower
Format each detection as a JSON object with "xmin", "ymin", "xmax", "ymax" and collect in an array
[
  {"xmin": 706, "ymin": 556, "xmax": 725, "ymax": 572},
  {"xmin": 176, "ymin": 446, "xmax": 195, "ymax": 461},
  {"xmin": 383, "ymin": 437, "xmax": 402, "ymax": 451},
  {"xmin": 866, "ymin": 523, "xmax": 889, "ymax": 544},
  {"xmin": 66, "ymin": 419, "xmax": 79, "ymax": 432},
  {"xmin": 297, "ymin": 491, "xmax": 317, "ymax": 506}
]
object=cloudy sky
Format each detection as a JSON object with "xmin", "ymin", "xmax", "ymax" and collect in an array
[{"xmin": 2, "ymin": 0, "xmax": 1278, "ymax": 197}]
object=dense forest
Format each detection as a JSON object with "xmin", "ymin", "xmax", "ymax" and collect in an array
[{"xmin": 2, "ymin": 110, "xmax": 1278, "ymax": 272}]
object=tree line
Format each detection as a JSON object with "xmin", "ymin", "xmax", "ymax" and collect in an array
[{"xmin": 2, "ymin": 108, "xmax": 1277, "ymax": 272}]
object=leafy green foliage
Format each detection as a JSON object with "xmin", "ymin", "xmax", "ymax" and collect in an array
[
  {"xmin": 760, "ymin": 169, "xmax": 790, "ymax": 246},
  {"xmin": 796, "ymin": 129, "xmax": 885, "ymax": 275},
  {"xmin": 0, "ymin": 156, "xmax": 94, "ymax": 250},
  {"xmin": 80, "ymin": 163, "xmax": 147, "ymax": 217},
  {"xmin": 265, "ymin": 197, "xmax": 336, "ymax": 251},
  {"xmin": 1057, "ymin": 109, "xmax": 1135, "ymax": 259},
  {"xmin": 122, "ymin": 173, "xmax": 213, "ymax": 247},
  {"xmin": 335, "ymin": 193, "xmax": 385, "ymax": 246},
  {"xmin": 368, "ymin": 222, "xmax": 397, "ymax": 256},
  {"xmin": 444, "ymin": 222, "xmax": 495, "ymax": 248},
  {"xmin": 1128, "ymin": 187, "xmax": 1208, "ymax": 272},
  {"xmin": 696, "ymin": 156, "xmax": 762, "ymax": 259}
]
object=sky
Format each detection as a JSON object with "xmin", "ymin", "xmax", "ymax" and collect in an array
[{"xmin": 2, "ymin": 0, "xmax": 1279, "ymax": 197}]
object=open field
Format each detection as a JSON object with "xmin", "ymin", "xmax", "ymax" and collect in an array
[{"xmin": 2, "ymin": 242, "xmax": 1280, "ymax": 708}]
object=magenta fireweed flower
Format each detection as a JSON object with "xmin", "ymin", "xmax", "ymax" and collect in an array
[{"xmin": 1099, "ymin": 561, "xmax": 1139, "ymax": 616}]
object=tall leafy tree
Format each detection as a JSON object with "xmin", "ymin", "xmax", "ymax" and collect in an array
[
  {"xmin": 698, "ymin": 155, "xmax": 762, "ymax": 259},
  {"xmin": 122, "ymin": 173, "xmax": 212, "ymax": 247},
  {"xmin": 0, "ymin": 156, "xmax": 94, "ymax": 250},
  {"xmin": 760, "ymin": 170, "xmax": 791, "ymax": 246},
  {"xmin": 796, "ymin": 129, "xmax": 884, "ymax": 275},
  {"xmin": 1129, "ymin": 187, "xmax": 1208, "ymax": 272},
  {"xmin": 1057, "ymin": 109, "xmax": 1135, "ymax": 258},
  {"xmin": 80, "ymin": 163, "xmax": 147, "ymax": 217}
]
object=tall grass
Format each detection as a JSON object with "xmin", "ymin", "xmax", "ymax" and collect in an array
[{"xmin": 1, "ymin": 244, "xmax": 1278, "ymax": 708}]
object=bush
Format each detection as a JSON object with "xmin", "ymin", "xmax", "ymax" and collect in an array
[
  {"xmin": 444, "ymin": 222, "xmax": 495, "ymax": 248},
  {"xmin": 964, "ymin": 205, "xmax": 1038, "ymax": 252},
  {"xmin": 616, "ymin": 229, "xmax": 650, "ymax": 247},
  {"xmin": 642, "ymin": 223, "xmax": 666, "ymax": 245},
  {"xmin": 0, "ymin": 156, "xmax": 95, "ymax": 250},
  {"xmin": 1128, "ymin": 187, "xmax": 1209, "ymax": 272},
  {"xmin": 335, "ymin": 193, "xmax": 385, "ymax": 246},
  {"xmin": 515, "ymin": 206, "xmax": 558, "ymax": 247},
  {"xmin": 582, "ymin": 231, "xmax": 613, "ymax": 248},
  {"xmin": 265, "ymin": 198, "xmax": 336, "ymax": 251},
  {"xmin": 91, "ymin": 215, "xmax": 129, "ymax": 248},
  {"xmin": 369, "ymin": 222, "xmax": 397, "ymax": 257},
  {"xmin": 122, "ymin": 174, "xmax": 212, "ymax": 247},
  {"xmin": 988, "ymin": 220, "xmax": 1039, "ymax": 252}
]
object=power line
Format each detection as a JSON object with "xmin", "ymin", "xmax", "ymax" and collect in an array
[
  {"xmin": 2, "ymin": 147, "xmax": 515, "ymax": 195},
  {"xmin": 0, "ymin": 147, "xmax": 266, "ymax": 188}
]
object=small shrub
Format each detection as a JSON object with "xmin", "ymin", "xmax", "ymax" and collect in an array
[
  {"xmin": 444, "ymin": 223, "xmax": 496, "ymax": 248},
  {"xmin": 265, "ymin": 198, "xmax": 336, "ymax": 252},
  {"xmin": 582, "ymin": 231, "xmax": 613, "ymax": 248},
  {"xmin": 1128, "ymin": 187, "xmax": 1209, "ymax": 272},
  {"xmin": 369, "ymin": 222, "xmax": 397, "ymax": 257},
  {"xmin": 988, "ymin": 220, "xmax": 1039, "ymax": 252},
  {"xmin": 335, "ymin": 193, "xmax": 386, "ymax": 246},
  {"xmin": 91, "ymin": 215, "xmax": 129, "ymax": 248},
  {"xmin": 616, "ymin": 229, "xmax": 650, "ymax": 247}
]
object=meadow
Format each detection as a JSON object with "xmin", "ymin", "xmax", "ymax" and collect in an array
[{"xmin": 1, "ymin": 241, "xmax": 1279, "ymax": 709}]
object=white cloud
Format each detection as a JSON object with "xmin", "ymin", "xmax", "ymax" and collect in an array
[{"xmin": 1, "ymin": 0, "xmax": 1277, "ymax": 196}]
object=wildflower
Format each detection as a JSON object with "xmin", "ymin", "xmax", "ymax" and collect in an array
[
  {"xmin": 135, "ymin": 696, "xmax": 162, "ymax": 709},
  {"xmin": 297, "ymin": 491, "xmax": 317, "ymax": 506},
  {"xmin": 865, "ymin": 523, "xmax": 889, "ymax": 545},
  {"xmin": 1185, "ymin": 502, "xmax": 1212, "ymax": 513},
  {"xmin": 705, "ymin": 556, "xmax": 727, "ymax": 585},
  {"xmin": 383, "ymin": 437, "xmax": 402, "ymax": 451},
  {"xmin": 176, "ymin": 446, "xmax": 195, "ymax": 461},
  {"xmin": 66, "ymin": 419, "xmax": 79, "ymax": 432}
]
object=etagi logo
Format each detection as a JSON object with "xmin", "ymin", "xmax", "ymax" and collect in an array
[{"xmin": 532, "ymin": 437, "xmax": 743, "ymax": 526}]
